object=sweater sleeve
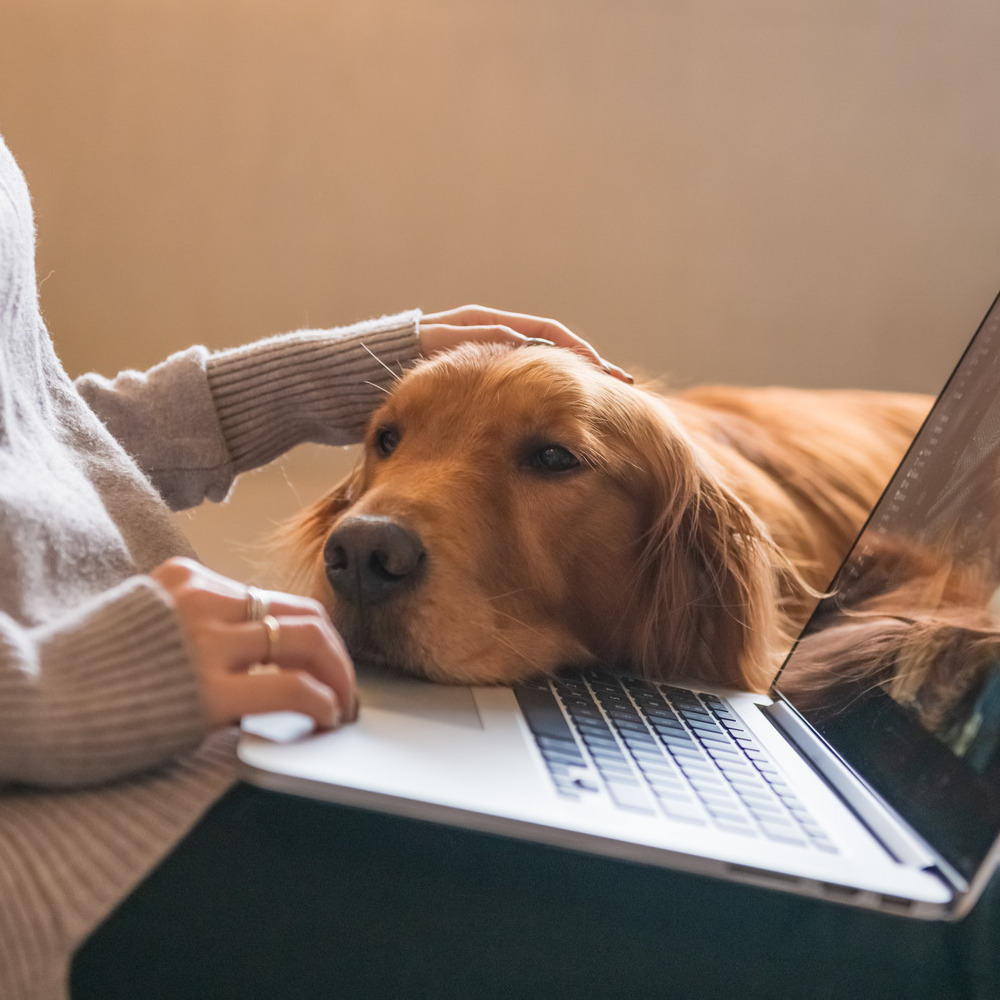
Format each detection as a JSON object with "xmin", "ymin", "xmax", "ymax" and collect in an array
[
  {"xmin": 74, "ymin": 310, "xmax": 421, "ymax": 511},
  {"xmin": 0, "ymin": 577, "xmax": 209, "ymax": 789}
]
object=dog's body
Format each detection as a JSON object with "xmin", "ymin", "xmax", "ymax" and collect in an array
[{"xmin": 282, "ymin": 344, "xmax": 931, "ymax": 691}]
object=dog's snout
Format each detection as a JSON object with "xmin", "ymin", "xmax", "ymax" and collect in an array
[{"xmin": 324, "ymin": 515, "xmax": 426, "ymax": 606}]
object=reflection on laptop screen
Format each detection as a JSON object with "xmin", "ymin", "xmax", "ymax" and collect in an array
[{"xmin": 776, "ymin": 293, "xmax": 1000, "ymax": 881}]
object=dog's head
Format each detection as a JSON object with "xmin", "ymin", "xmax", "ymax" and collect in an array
[{"xmin": 282, "ymin": 343, "xmax": 786, "ymax": 689}]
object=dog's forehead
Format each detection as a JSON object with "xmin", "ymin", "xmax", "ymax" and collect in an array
[{"xmin": 388, "ymin": 345, "xmax": 602, "ymax": 428}]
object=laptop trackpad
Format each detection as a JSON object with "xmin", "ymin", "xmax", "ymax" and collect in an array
[
  {"xmin": 358, "ymin": 665, "xmax": 484, "ymax": 730},
  {"xmin": 242, "ymin": 664, "xmax": 484, "ymax": 743}
]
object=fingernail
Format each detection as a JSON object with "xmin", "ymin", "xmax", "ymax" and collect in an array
[
  {"xmin": 604, "ymin": 363, "xmax": 634, "ymax": 384},
  {"xmin": 520, "ymin": 338, "xmax": 555, "ymax": 348}
]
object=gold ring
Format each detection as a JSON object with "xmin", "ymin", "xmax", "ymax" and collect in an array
[
  {"xmin": 261, "ymin": 614, "xmax": 280, "ymax": 665},
  {"xmin": 246, "ymin": 585, "xmax": 268, "ymax": 622}
]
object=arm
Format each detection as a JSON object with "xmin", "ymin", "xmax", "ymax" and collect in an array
[
  {"xmin": 75, "ymin": 306, "xmax": 626, "ymax": 512},
  {"xmin": 75, "ymin": 311, "xmax": 421, "ymax": 511}
]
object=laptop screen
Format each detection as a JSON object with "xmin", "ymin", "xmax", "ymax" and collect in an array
[{"xmin": 775, "ymin": 290, "xmax": 1000, "ymax": 881}]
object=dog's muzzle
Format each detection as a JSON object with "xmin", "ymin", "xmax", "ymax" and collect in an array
[{"xmin": 324, "ymin": 515, "xmax": 427, "ymax": 607}]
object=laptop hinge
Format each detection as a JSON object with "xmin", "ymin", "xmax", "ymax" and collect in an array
[{"xmin": 761, "ymin": 699, "xmax": 967, "ymax": 891}]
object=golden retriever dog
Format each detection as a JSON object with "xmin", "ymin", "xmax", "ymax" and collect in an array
[{"xmin": 280, "ymin": 343, "xmax": 931, "ymax": 692}]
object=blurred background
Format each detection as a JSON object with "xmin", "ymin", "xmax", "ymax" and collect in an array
[{"xmin": 3, "ymin": 0, "xmax": 1000, "ymax": 581}]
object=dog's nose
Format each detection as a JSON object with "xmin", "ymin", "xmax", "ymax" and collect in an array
[{"xmin": 324, "ymin": 515, "xmax": 427, "ymax": 606}]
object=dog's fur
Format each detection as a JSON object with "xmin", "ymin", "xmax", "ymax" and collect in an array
[{"xmin": 279, "ymin": 343, "xmax": 931, "ymax": 691}]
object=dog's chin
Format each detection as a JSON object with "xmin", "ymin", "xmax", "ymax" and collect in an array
[
  {"xmin": 338, "ymin": 624, "xmax": 563, "ymax": 686},
  {"xmin": 355, "ymin": 655, "xmax": 431, "ymax": 680},
  {"xmin": 332, "ymin": 618, "xmax": 477, "ymax": 684},
  {"xmin": 331, "ymin": 622, "xmax": 427, "ymax": 680},
  {"xmin": 345, "ymin": 638, "xmax": 515, "ymax": 686},
  {"xmin": 327, "ymin": 597, "xmax": 593, "ymax": 686}
]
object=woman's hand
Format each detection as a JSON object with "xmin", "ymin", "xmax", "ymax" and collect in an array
[
  {"xmin": 419, "ymin": 305, "xmax": 632, "ymax": 383},
  {"xmin": 151, "ymin": 557, "xmax": 356, "ymax": 731}
]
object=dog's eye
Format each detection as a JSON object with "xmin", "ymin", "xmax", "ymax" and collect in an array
[
  {"xmin": 375, "ymin": 426, "xmax": 400, "ymax": 457},
  {"xmin": 532, "ymin": 444, "xmax": 580, "ymax": 472}
]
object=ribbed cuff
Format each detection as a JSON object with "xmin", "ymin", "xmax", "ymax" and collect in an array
[
  {"xmin": 205, "ymin": 310, "xmax": 421, "ymax": 475},
  {"xmin": 3, "ymin": 578, "xmax": 209, "ymax": 788}
]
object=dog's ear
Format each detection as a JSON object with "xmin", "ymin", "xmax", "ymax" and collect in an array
[
  {"xmin": 271, "ymin": 463, "xmax": 365, "ymax": 592},
  {"xmin": 626, "ymin": 432, "xmax": 788, "ymax": 692}
]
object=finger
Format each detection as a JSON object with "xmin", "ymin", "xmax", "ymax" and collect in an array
[
  {"xmin": 240, "ymin": 589, "xmax": 330, "ymax": 624},
  {"xmin": 152, "ymin": 561, "xmax": 328, "ymax": 622},
  {"xmin": 190, "ymin": 584, "xmax": 331, "ymax": 627},
  {"xmin": 419, "ymin": 322, "xmax": 524, "ymax": 355},
  {"xmin": 230, "ymin": 616, "xmax": 358, "ymax": 721},
  {"xmin": 602, "ymin": 361, "xmax": 635, "ymax": 384},
  {"xmin": 433, "ymin": 306, "xmax": 599, "ymax": 357},
  {"xmin": 421, "ymin": 308, "xmax": 633, "ymax": 383},
  {"xmin": 205, "ymin": 669, "xmax": 342, "ymax": 729},
  {"xmin": 420, "ymin": 320, "xmax": 599, "ymax": 364}
]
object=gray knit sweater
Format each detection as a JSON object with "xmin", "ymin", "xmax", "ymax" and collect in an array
[{"xmin": 0, "ymin": 135, "xmax": 420, "ymax": 999}]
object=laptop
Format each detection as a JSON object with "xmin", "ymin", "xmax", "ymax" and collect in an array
[{"xmin": 239, "ymin": 289, "xmax": 1000, "ymax": 921}]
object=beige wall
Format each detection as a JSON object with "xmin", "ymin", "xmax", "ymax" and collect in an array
[{"xmin": 4, "ymin": 0, "xmax": 1000, "ymax": 579}]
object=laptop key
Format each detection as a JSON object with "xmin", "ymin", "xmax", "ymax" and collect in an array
[
  {"xmin": 658, "ymin": 800, "xmax": 709, "ymax": 825},
  {"xmin": 651, "ymin": 783, "xmax": 695, "ymax": 803},
  {"xmin": 685, "ymin": 716, "xmax": 725, "ymax": 734},
  {"xmin": 607, "ymin": 781, "xmax": 657, "ymax": 815},
  {"xmin": 536, "ymin": 734, "xmax": 578, "ymax": 752},
  {"xmin": 582, "ymin": 738, "xmax": 623, "ymax": 758},
  {"xmin": 758, "ymin": 820, "xmax": 809, "ymax": 846},
  {"xmin": 541, "ymin": 746, "xmax": 586, "ymax": 766},
  {"xmin": 514, "ymin": 684, "xmax": 576, "ymax": 742},
  {"xmin": 707, "ymin": 806, "xmax": 752, "ymax": 826},
  {"xmin": 641, "ymin": 760, "xmax": 684, "ymax": 780},
  {"xmin": 656, "ymin": 730, "xmax": 698, "ymax": 749},
  {"xmin": 596, "ymin": 763, "xmax": 636, "ymax": 782},
  {"xmin": 714, "ymin": 820, "xmax": 757, "ymax": 837}
]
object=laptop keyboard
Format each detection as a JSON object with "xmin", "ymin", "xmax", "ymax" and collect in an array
[{"xmin": 514, "ymin": 671, "xmax": 837, "ymax": 853}]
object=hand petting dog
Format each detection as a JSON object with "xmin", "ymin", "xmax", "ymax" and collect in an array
[{"xmin": 419, "ymin": 304, "xmax": 633, "ymax": 383}]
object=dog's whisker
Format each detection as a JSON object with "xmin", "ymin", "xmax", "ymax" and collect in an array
[
  {"xmin": 489, "ymin": 606, "xmax": 546, "ymax": 638},
  {"xmin": 360, "ymin": 342, "xmax": 402, "ymax": 382},
  {"xmin": 486, "ymin": 631, "xmax": 550, "ymax": 673},
  {"xmin": 363, "ymin": 380, "xmax": 392, "ymax": 395},
  {"xmin": 483, "ymin": 588, "xmax": 532, "ymax": 603}
]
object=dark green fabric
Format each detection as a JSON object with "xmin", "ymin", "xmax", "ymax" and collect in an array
[{"xmin": 72, "ymin": 782, "xmax": 995, "ymax": 999}]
